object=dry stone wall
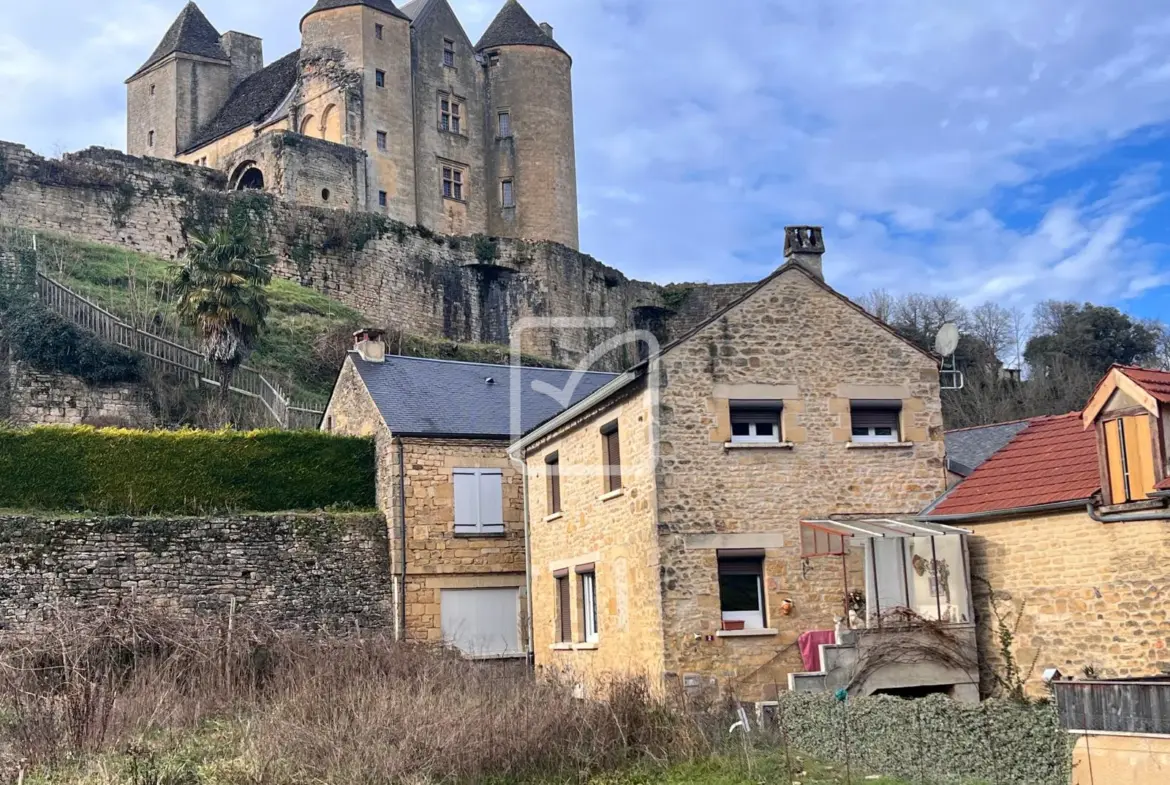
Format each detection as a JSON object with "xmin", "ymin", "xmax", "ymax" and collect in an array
[
  {"xmin": 0, "ymin": 512, "xmax": 392, "ymax": 632},
  {"xmin": 5, "ymin": 362, "xmax": 157, "ymax": 428},
  {"xmin": 0, "ymin": 141, "xmax": 746, "ymax": 371}
]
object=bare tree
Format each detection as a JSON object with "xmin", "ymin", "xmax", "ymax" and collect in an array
[
  {"xmin": 969, "ymin": 302, "xmax": 1013, "ymax": 359},
  {"xmin": 856, "ymin": 288, "xmax": 896, "ymax": 323}
]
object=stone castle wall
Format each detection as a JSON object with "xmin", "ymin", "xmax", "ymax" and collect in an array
[
  {"xmin": 0, "ymin": 511, "xmax": 393, "ymax": 632},
  {"xmin": 5, "ymin": 362, "xmax": 158, "ymax": 428},
  {"xmin": 0, "ymin": 141, "xmax": 743, "ymax": 372}
]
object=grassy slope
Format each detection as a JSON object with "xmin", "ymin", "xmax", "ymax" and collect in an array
[{"xmin": 22, "ymin": 232, "xmax": 562, "ymax": 405}]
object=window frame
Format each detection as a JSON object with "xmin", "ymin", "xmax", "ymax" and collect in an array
[
  {"xmin": 1104, "ymin": 414, "xmax": 1157, "ymax": 504},
  {"xmin": 850, "ymin": 401, "xmax": 902, "ymax": 444},
  {"xmin": 718, "ymin": 553, "xmax": 766, "ymax": 630},
  {"xmin": 439, "ymin": 92, "xmax": 463, "ymax": 135},
  {"xmin": 729, "ymin": 402, "xmax": 782, "ymax": 444},
  {"xmin": 554, "ymin": 570, "xmax": 571, "ymax": 643},
  {"xmin": 441, "ymin": 163, "xmax": 466, "ymax": 201},
  {"xmin": 578, "ymin": 566, "xmax": 599, "ymax": 643},
  {"xmin": 498, "ymin": 110, "xmax": 512, "ymax": 138},
  {"xmin": 378, "ymin": 191, "xmax": 388, "ymax": 207},
  {"xmin": 501, "ymin": 178, "xmax": 515, "ymax": 208},
  {"xmin": 545, "ymin": 452, "xmax": 561, "ymax": 515},
  {"xmin": 452, "ymin": 467, "xmax": 505, "ymax": 536},
  {"xmin": 601, "ymin": 421, "xmax": 622, "ymax": 493},
  {"xmin": 443, "ymin": 38, "xmax": 456, "ymax": 67},
  {"xmin": 375, "ymin": 23, "xmax": 384, "ymax": 40},
  {"xmin": 375, "ymin": 69, "xmax": 385, "ymax": 88},
  {"xmin": 376, "ymin": 130, "xmax": 388, "ymax": 151}
]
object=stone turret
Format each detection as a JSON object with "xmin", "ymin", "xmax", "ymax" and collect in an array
[{"xmin": 478, "ymin": 0, "xmax": 579, "ymax": 250}]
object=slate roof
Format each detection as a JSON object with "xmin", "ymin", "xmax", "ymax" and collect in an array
[
  {"xmin": 398, "ymin": 0, "xmax": 429, "ymax": 20},
  {"xmin": 476, "ymin": 0, "xmax": 566, "ymax": 54},
  {"xmin": 132, "ymin": 2, "xmax": 227, "ymax": 78},
  {"xmin": 944, "ymin": 420, "xmax": 1031, "ymax": 477},
  {"xmin": 350, "ymin": 354, "xmax": 618, "ymax": 437},
  {"xmin": 181, "ymin": 50, "xmax": 301, "ymax": 154},
  {"xmin": 1118, "ymin": 365, "xmax": 1170, "ymax": 403},
  {"xmin": 303, "ymin": 0, "xmax": 410, "ymax": 25},
  {"xmin": 928, "ymin": 413, "xmax": 1100, "ymax": 519}
]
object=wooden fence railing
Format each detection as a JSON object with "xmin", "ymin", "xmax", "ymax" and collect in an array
[
  {"xmin": 31, "ymin": 273, "xmax": 324, "ymax": 430},
  {"xmin": 1053, "ymin": 679, "xmax": 1170, "ymax": 735}
]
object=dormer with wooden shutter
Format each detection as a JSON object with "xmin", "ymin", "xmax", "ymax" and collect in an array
[{"xmin": 1083, "ymin": 366, "xmax": 1170, "ymax": 506}]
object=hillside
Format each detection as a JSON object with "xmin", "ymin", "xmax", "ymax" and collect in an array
[{"xmin": 3, "ymin": 230, "xmax": 563, "ymax": 407}]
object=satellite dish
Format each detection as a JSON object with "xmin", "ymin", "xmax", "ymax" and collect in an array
[{"xmin": 934, "ymin": 322, "xmax": 960, "ymax": 357}]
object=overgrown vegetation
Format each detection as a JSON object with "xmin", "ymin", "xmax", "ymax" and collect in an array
[
  {"xmin": 976, "ymin": 579, "xmax": 1041, "ymax": 703},
  {"xmin": 474, "ymin": 234, "xmax": 499, "ymax": 264},
  {"xmin": 0, "ymin": 426, "xmax": 375, "ymax": 514},
  {"xmin": 661, "ymin": 284, "xmax": 695, "ymax": 312}
]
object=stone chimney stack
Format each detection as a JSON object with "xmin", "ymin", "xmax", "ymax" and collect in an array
[
  {"xmin": 353, "ymin": 329, "xmax": 386, "ymax": 363},
  {"xmin": 220, "ymin": 31, "xmax": 264, "ymax": 89},
  {"xmin": 539, "ymin": 22, "xmax": 554, "ymax": 38},
  {"xmin": 784, "ymin": 226, "xmax": 825, "ymax": 281}
]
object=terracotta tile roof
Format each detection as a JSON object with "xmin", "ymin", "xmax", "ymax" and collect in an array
[
  {"xmin": 1117, "ymin": 365, "xmax": 1170, "ymax": 403},
  {"xmin": 1157, "ymin": 477, "xmax": 1170, "ymax": 492},
  {"xmin": 929, "ymin": 413, "xmax": 1099, "ymax": 518}
]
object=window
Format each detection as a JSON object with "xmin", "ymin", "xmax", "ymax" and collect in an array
[
  {"xmin": 150, "ymin": 84, "xmax": 156, "ymax": 96},
  {"xmin": 440, "ymin": 587, "xmax": 520, "ymax": 656},
  {"xmin": 1104, "ymin": 415, "xmax": 1157, "ymax": 504},
  {"xmin": 488, "ymin": 51, "xmax": 500, "ymax": 66},
  {"xmin": 376, "ymin": 131, "xmax": 387, "ymax": 151},
  {"xmin": 718, "ymin": 552, "xmax": 765, "ymax": 630},
  {"xmin": 439, "ymin": 94, "xmax": 462, "ymax": 133},
  {"xmin": 555, "ymin": 570, "xmax": 571, "ymax": 642},
  {"xmin": 442, "ymin": 165, "xmax": 464, "ymax": 200},
  {"xmin": 579, "ymin": 566, "xmax": 599, "ymax": 643},
  {"xmin": 601, "ymin": 421, "xmax": 622, "ymax": 493},
  {"xmin": 375, "ymin": 23, "xmax": 384, "ymax": 40},
  {"xmin": 147, "ymin": 130, "xmax": 155, "ymax": 148},
  {"xmin": 501, "ymin": 179, "xmax": 515, "ymax": 208},
  {"xmin": 443, "ymin": 38, "xmax": 456, "ymax": 67},
  {"xmin": 376, "ymin": 69, "xmax": 385, "ymax": 88},
  {"xmin": 850, "ymin": 401, "xmax": 901, "ymax": 443},
  {"xmin": 378, "ymin": 191, "xmax": 387, "ymax": 207},
  {"xmin": 498, "ymin": 110, "xmax": 511, "ymax": 138},
  {"xmin": 730, "ymin": 402, "xmax": 782, "ymax": 444},
  {"xmin": 452, "ymin": 468, "xmax": 504, "ymax": 535},
  {"xmin": 545, "ymin": 452, "xmax": 561, "ymax": 514}
]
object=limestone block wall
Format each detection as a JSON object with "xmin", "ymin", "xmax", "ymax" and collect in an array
[
  {"xmin": 0, "ymin": 512, "xmax": 393, "ymax": 631},
  {"xmin": 967, "ymin": 510, "xmax": 1170, "ymax": 694},
  {"xmin": 5, "ymin": 362, "xmax": 157, "ymax": 428},
  {"xmin": 525, "ymin": 383, "xmax": 668, "ymax": 685}
]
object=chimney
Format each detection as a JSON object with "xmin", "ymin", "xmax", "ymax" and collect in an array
[
  {"xmin": 539, "ymin": 22, "xmax": 554, "ymax": 39},
  {"xmin": 219, "ymin": 31, "xmax": 264, "ymax": 89},
  {"xmin": 783, "ymin": 226, "xmax": 825, "ymax": 280},
  {"xmin": 353, "ymin": 328, "xmax": 386, "ymax": 363}
]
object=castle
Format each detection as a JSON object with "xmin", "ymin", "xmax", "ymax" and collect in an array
[{"xmin": 126, "ymin": 0, "xmax": 579, "ymax": 249}]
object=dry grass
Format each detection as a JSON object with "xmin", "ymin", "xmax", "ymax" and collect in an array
[{"xmin": 0, "ymin": 607, "xmax": 708, "ymax": 784}]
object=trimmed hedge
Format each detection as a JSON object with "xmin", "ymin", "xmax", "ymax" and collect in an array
[{"xmin": 0, "ymin": 427, "xmax": 376, "ymax": 514}]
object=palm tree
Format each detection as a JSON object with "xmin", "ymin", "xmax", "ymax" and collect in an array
[{"xmin": 174, "ymin": 226, "xmax": 273, "ymax": 424}]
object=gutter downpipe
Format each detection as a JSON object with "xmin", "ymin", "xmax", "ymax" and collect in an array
[
  {"xmin": 521, "ymin": 455, "xmax": 535, "ymax": 672},
  {"xmin": 1086, "ymin": 502, "xmax": 1170, "ymax": 523},
  {"xmin": 396, "ymin": 436, "xmax": 408, "ymax": 641},
  {"xmin": 920, "ymin": 499, "xmax": 1091, "ymax": 524}
]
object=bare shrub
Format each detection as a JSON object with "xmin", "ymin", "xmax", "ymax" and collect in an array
[{"xmin": 0, "ymin": 606, "xmax": 702, "ymax": 782}]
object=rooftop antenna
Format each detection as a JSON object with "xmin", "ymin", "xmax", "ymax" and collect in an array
[{"xmin": 935, "ymin": 322, "xmax": 964, "ymax": 391}]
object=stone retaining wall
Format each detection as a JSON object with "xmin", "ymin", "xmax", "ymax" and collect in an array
[{"xmin": 5, "ymin": 362, "xmax": 157, "ymax": 427}]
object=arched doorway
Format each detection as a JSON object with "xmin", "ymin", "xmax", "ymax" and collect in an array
[{"xmin": 229, "ymin": 161, "xmax": 265, "ymax": 191}]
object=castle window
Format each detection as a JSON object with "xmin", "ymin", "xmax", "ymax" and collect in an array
[
  {"xmin": 375, "ymin": 23, "xmax": 384, "ymax": 40},
  {"xmin": 443, "ymin": 39, "xmax": 456, "ymax": 67},
  {"xmin": 376, "ymin": 70, "xmax": 385, "ymax": 88},
  {"xmin": 379, "ymin": 191, "xmax": 387, "ymax": 207},
  {"xmin": 442, "ymin": 165, "xmax": 465, "ymax": 201},
  {"xmin": 150, "ymin": 84, "xmax": 156, "ymax": 96},
  {"xmin": 376, "ymin": 131, "xmax": 387, "ymax": 151},
  {"xmin": 439, "ymin": 94, "xmax": 463, "ymax": 134},
  {"xmin": 488, "ymin": 51, "xmax": 500, "ymax": 66},
  {"xmin": 501, "ymin": 179, "xmax": 515, "ymax": 208},
  {"xmin": 498, "ymin": 111, "xmax": 511, "ymax": 138},
  {"xmin": 148, "ymin": 130, "xmax": 155, "ymax": 148}
]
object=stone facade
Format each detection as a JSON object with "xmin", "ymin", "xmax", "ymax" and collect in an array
[
  {"xmin": 522, "ymin": 264, "xmax": 949, "ymax": 698},
  {"xmin": 0, "ymin": 512, "xmax": 393, "ymax": 631},
  {"xmin": 322, "ymin": 357, "xmax": 526, "ymax": 648},
  {"xmin": 968, "ymin": 509, "xmax": 1170, "ymax": 694},
  {"xmin": 127, "ymin": 0, "xmax": 579, "ymax": 248},
  {"xmin": 3, "ymin": 362, "xmax": 157, "ymax": 428}
]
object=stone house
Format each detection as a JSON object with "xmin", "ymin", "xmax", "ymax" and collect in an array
[
  {"xmin": 924, "ymin": 364, "xmax": 1170, "ymax": 694},
  {"xmin": 126, "ymin": 0, "xmax": 579, "ymax": 247},
  {"xmin": 321, "ymin": 331, "xmax": 614, "ymax": 655},
  {"xmin": 508, "ymin": 228, "xmax": 978, "ymax": 701}
]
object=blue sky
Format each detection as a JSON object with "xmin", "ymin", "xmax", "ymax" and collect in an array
[{"xmin": 3, "ymin": 0, "xmax": 1170, "ymax": 323}]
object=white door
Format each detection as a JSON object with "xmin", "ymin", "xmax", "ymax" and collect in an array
[
  {"xmin": 866, "ymin": 538, "xmax": 909, "ymax": 623},
  {"xmin": 440, "ymin": 587, "xmax": 521, "ymax": 657}
]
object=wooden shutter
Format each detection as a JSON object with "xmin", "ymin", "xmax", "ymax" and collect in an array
[
  {"xmin": 556, "ymin": 574, "xmax": 571, "ymax": 642},
  {"xmin": 603, "ymin": 427, "xmax": 622, "ymax": 492},
  {"xmin": 477, "ymin": 470, "xmax": 504, "ymax": 533},
  {"xmin": 546, "ymin": 455, "xmax": 561, "ymax": 514},
  {"xmin": 1123, "ymin": 416, "xmax": 1156, "ymax": 501},
  {"xmin": 453, "ymin": 470, "xmax": 478, "ymax": 532}
]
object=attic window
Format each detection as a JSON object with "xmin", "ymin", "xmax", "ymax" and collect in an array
[
  {"xmin": 1103, "ymin": 416, "xmax": 1157, "ymax": 504},
  {"xmin": 443, "ymin": 39, "xmax": 456, "ymax": 67},
  {"xmin": 375, "ymin": 23, "xmax": 384, "ymax": 40},
  {"xmin": 730, "ymin": 402, "xmax": 782, "ymax": 444},
  {"xmin": 851, "ymin": 401, "xmax": 901, "ymax": 443}
]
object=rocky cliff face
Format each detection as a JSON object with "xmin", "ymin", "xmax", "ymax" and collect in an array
[{"xmin": 0, "ymin": 141, "xmax": 749, "ymax": 372}]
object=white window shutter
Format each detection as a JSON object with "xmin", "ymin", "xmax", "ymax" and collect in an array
[
  {"xmin": 478, "ymin": 470, "xmax": 504, "ymax": 533},
  {"xmin": 453, "ymin": 470, "xmax": 479, "ymax": 532}
]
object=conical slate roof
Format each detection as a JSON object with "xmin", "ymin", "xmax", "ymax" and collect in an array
[
  {"xmin": 302, "ymin": 0, "xmax": 410, "ymax": 27},
  {"xmin": 475, "ymin": 0, "xmax": 566, "ymax": 55},
  {"xmin": 131, "ymin": 2, "xmax": 227, "ymax": 79}
]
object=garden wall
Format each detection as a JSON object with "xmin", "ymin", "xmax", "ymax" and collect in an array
[
  {"xmin": 0, "ymin": 512, "xmax": 392, "ymax": 631},
  {"xmin": 5, "ymin": 362, "xmax": 157, "ymax": 428}
]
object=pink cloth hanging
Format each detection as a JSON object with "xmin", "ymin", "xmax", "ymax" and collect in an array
[{"xmin": 798, "ymin": 629, "xmax": 837, "ymax": 672}]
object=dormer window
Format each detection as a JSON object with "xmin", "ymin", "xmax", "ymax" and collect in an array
[
  {"xmin": 1082, "ymin": 366, "xmax": 1169, "ymax": 507},
  {"xmin": 1103, "ymin": 415, "xmax": 1157, "ymax": 504}
]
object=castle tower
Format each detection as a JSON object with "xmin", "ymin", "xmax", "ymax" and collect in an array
[
  {"xmin": 300, "ymin": 0, "xmax": 418, "ymax": 222},
  {"xmin": 126, "ymin": 2, "xmax": 235, "ymax": 158},
  {"xmin": 478, "ymin": 0, "xmax": 579, "ymax": 250}
]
